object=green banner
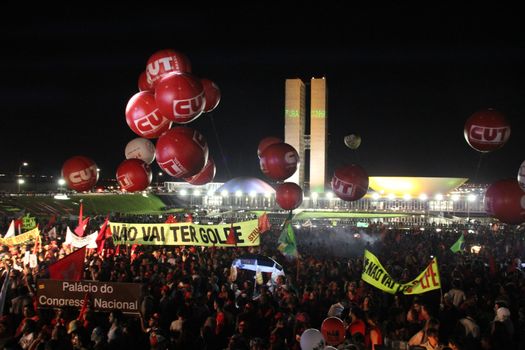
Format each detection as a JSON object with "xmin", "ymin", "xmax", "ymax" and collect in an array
[{"xmin": 109, "ymin": 220, "xmax": 260, "ymax": 247}]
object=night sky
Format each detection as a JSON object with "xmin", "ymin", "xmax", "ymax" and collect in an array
[{"xmin": 1, "ymin": 4, "xmax": 524, "ymax": 185}]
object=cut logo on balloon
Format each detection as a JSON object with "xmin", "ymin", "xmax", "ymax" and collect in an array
[
  {"xmin": 469, "ymin": 125, "xmax": 510, "ymax": 144},
  {"xmin": 117, "ymin": 174, "xmax": 133, "ymax": 190},
  {"xmin": 332, "ymin": 177, "xmax": 356, "ymax": 197},
  {"xmin": 69, "ymin": 165, "xmax": 98, "ymax": 184},
  {"xmin": 134, "ymin": 109, "xmax": 171, "ymax": 135},
  {"xmin": 172, "ymin": 92, "xmax": 205, "ymax": 119},
  {"xmin": 158, "ymin": 158, "xmax": 187, "ymax": 178}
]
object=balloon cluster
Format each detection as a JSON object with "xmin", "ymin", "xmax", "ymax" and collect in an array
[
  {"xmin": 463, "ymin": 108, "xmax": 524, "ymax": 225},
  {"xmin": 258, "ymin": 136, "xmax": 303, "ymax": 210},
  {"xmin": 119, "ymin": 49, "xmax": 220, "ymax": 191}
]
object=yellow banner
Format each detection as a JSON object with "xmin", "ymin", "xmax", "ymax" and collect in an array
[
  {"xmin": 362, "ymin": 250, "xmax": 441, "ymax": 295},
  {"xmin": 109, "ymin": 220, "xmax": 261, "ymax": 247},
  {"xmin": 1, "ymin": 227, "xmax": 40, "ymax": 246}
]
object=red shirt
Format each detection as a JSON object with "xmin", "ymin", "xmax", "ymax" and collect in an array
[{"xmin": 348, "ymin": 319, "xmax": 366, "ymax": 337}]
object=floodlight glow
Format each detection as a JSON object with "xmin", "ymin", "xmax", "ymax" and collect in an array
[
  {"xmin": 325, "ymin": 192, "xmax": 334, "ymax": 199},
  {"xmin": 58, "ymin": 178, "xmax": 66, "ymax": 186},
  {"xmin": 311, "ymin": 192, "xmax": 319, "ymax": 199},
  {"xmin": 451, "ymin": 194, "xmax": 460, "ymax": 201},
  {"xmin": 264, "ymin": 192, "xmax": 272, "ymax": 198},
  {"xmin": 387, "ymin": 193, "xmax": 395, "ymax": 200},
  {"xmin": 419, "ymin": 193, "xmax": 428, "ymax": 201},
  {"xmin": 221, "ymin": 190, "xmax": 229, "ymax": 197},
  {"xmin": 235, "ymin": 190, "xmax": 242, "ymax": 197},
  {"xmin": 17, "ymin": 179, "xmax": 25, "ymax": 184},
  {"xmin": 403, "ymin": 194, "xmax": 412, "ymax": 201},
  {"xmin": 372, "ymin": 193, "xmax": 380, "ymax": 200},
  {"xmin": 193, "ymin": 190, "xmax": 201, "ymax": 196},
  {"xmin": 467, "ymin": 194, "xmax": 477, "ymax": 202},
  {"xmin": 207, "ymin": 189, "xmax": 215, "ymax": 196},
  {"xmin": 180, "ymin": 189, "xmax": 188, "ymax": 196},
  {"xmin": 435, "ymin": 194, "xmax": 444, "ymax": 201},
  {"xmin": 249, "ymin": 191, "xmax": 256, "ymax": 198}
]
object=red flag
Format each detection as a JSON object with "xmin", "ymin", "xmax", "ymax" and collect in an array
[
  {"xmin": 258, "ymin": 212, "xmax": 271, "ymax": 234},
  {"xmin": 49, "ymin": 246, "xmax": 86, "ymax": 281},
  {"xmin": 33, "ymin": 234, "xmax": 41, "ymax": 255},
  {"xmin": 226, "ymin": 224, "xmax": 237, "ymax": 245},
  {"xmin": 185, "ymin": 213, "xmax": 193, "ymax": 223},
  {"xmin": 96, "ymin": 216, "xmax": 110, "ymax": 255},
  {"xmin": 77, "ymin": 292, "xmax": 90, "ymax": 322},
  {"xmin": 165, "ymin": 214, "xmax": 178, "ymax": 224},
  {"xmin": 14, "ymin": 218, "xmax": 23, "ymax": 234},
  {"xmin": 45, "ymin": 215, "xmax": 56, "ymax": 230},
  {"xmin": 130, "ymin": 244, "xmax": 138, "ymax": 263},
  {"xmin": 488, "ymin": 251, "xmax": 496, "ymax": 277},
  {"xmin": 74, "ymin": 202, "xmax": 90, "ymax": 237}
]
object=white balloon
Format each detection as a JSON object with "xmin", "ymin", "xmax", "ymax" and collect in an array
[
  {"xmin": 518, "ymin": 160, "xmax": 525, "ymax": 191},
  {"xmin": 125, "ymin": 138, "xmax": 156, "ymax": 164},
  {"xmin": 300, "ymin": 328, "xmax": 325, "ymax": 350}
]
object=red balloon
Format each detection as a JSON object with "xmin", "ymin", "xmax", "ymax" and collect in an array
[
  {"xmin": 276, "ymin": 182, "xmax": 303, "ymax": 210},
  {"xmin": 257, "ymin": 136, "xmax": 283, "ymax": 158},
  {"xmin": 116, "ymin": 158, "xmax": 152, "ymax": 192},
  {"xmin": 260, "ymin": 142, "xmax": 299, "ymax": 181},
  {"xmin": 125, "ymin": 91, "xmax": 172, "ymax": 139},
  {"xmin": 138, "ymin": 71, "xmax": 153, "ymax": 92},
  {"xmin": 464, "ymin": 108, "xmax": 511, "ymax": 152},
  {"xmin": 201, "ymin": 78, "xmax": 221, "ymax": 113},
  {"xmin": 155, "ymin": 72, "xmax": 205, "ymax": 124},
  {"xmin": 184, "ymin": 157, "xmax": 216, "ymax": 185},
  {"xmin": 331, "ymin": 164, "xmax": 369, "ymax": 201},
  {"xmin": 156, "ymin": 127, "xmax": 209, "ymax": 178},
  {"xmin": 484, "ymin": 179, "xmax": 525, "ymax": 225},
  {"xmin": 145, "ymin": 49, "xmax": 192, "ymax": 87},
  {"xmin": 61, "ymin": 156, "xmax": 98, "ymax": 192},
  {"xmin": 321, "ymin": 317, "xmax": 346, "ymax": 346}
]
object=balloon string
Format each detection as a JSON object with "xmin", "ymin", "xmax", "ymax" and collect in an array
[
  {"xmin": 473, "ymin": 153, "xmax": 484, "ymax": 183},
  {"xmin": 209, "ymin": 113, "xmax": 232, "ymax": 179}
]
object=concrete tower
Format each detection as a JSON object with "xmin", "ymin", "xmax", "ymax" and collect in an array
[{"xmin": 284, "ymin": 77, "xmax": 327, "ymax": 193}]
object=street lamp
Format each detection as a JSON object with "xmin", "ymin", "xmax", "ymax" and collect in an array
[{"xmin": 17, "ymin": 162, "xmax": 28, "ymax": 193}]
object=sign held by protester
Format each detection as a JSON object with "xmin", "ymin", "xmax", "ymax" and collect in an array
[
  {"xmin": 361, "ymin": 250, "xmax": 441, "ymax": 295},
  {"xmin": 109, "ymin": 219, "xmax": 260, "ymax": 246},
  {"xmin": 37, "ymin": 280, "xmax": 142, "ymax": 314}
]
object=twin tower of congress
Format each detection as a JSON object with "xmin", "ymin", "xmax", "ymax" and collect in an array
[{"xmin": 284, "ymin": 78, "xmax": 328, "ymax": 194}]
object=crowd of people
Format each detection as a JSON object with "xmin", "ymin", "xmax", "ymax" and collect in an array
[{"xmin": 0, "ymin": 213, "xmax": 523, "ymax": 350}]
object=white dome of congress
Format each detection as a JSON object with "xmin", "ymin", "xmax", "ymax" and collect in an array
[{"xmin": 216, "ymin": 177, "xmax": 275, "ymax": 195}]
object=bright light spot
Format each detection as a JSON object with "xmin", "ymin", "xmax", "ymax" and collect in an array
[
  {"xmin": 419, "ymin": 193, "xmax": 428, "ymax": 201},
  {"xmin": 235, "ymin": 190, "xmax": 242, "ymax": 197},
  {"xmin": 451, "ymin": 194, "xmax": 460, "ymax": 201},
  {"xmin": 249, "ymin": 191, "xmax": 256, "ymax": 198},
  {"xmin": 180, "ymin": 189, "xmax": 188, "ymax": 196},
  {"xmin": 17, "ymin": 179, "xmax": 25, "ymax": 184},
  {"xmin": 420, "ymin": 227, "xmax": 425, "ymax": 231},
  {"xmin": 221, "ymin": 190, "xmax": 228, "ymax": 197},
  {"xmin": 467, "ymin": 194, "xmax": 477, "ymax": 202},
  {"xmin": 403, "ymin": 194, "xmax": 412, "ymax": 201},
  {"xmin": 193, "ymin": 190, "xmax": 201, "ymax": 196},
  {"xmin": 436, "ymin": 228, "xmax": 441, "ymax": 232},
  {"xmin": 435, "ymin": 194, "xmax": 444, "ymax": 201},
  {"xmin": 97, "ymin": 168, "xmax": 101, "ymax": 172},
  {"xmin": 264, "ymin": 192, "xmax": 272, "ymax": 198},
  {"xmin": 311, "ymin": 192, "xmax": 319, "ymax": 199},
  {"xmin": 53, "ymin": 194, "xmax": 70, "ymax": 200},
  {"xmin": 372, "ymin": 193, "xmax": 380, "ymax": 200},
  {"xmin": 471, "ymin": 245, "xmax": 481, "ymax": 254},
  {"xmin": 57, "ymin": 178, "xmax": 66, "ymax": 186},
  {"xmin": 207, "ymin": 189, "xmax": 215, "ymax": 196},
  {"xmin": 325, "ymin": 192, "xmax": 334, "ymax": 199},
  {"xmin": 387, "ymin": 193, "xmax": 395, "ymax": 200},
  {"xmin": 158, "ymin": 172, "xmax": 163, "ymax": 176}
]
